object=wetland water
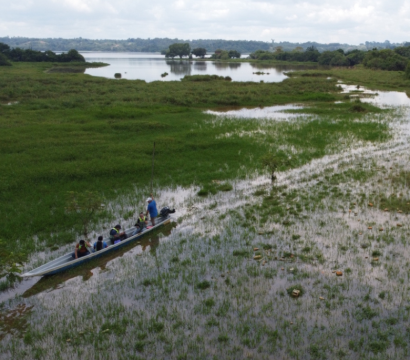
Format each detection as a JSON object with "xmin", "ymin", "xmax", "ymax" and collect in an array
[
  {"xmin": 3, "ymin": 86, "xmax": 410, "ymax": 359},
  {"xmin": 82, "ymin": 52, "xmax": 312, "ymax": 82}
]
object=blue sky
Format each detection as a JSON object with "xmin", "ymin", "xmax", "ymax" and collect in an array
[{"xmin": 1, "ymin": 0, "xmax": 409, "ymax": 44}]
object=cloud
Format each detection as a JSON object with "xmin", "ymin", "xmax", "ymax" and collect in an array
[{"xmin": 1, "ymin": 0, "xmax": 409, "ymax": 43}]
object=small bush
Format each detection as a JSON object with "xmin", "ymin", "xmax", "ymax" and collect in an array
[
  {"xmin": 142, "ymin": 279, "xmax": 154, "ymax": 286},
  {"xmin": 149, "ymin": 321, "xmax": 164, "ymax": 333},
  {"xmin": 233, "ymin": 249, "xmax": 248, "ymax": 257},
  {"xmin": 217, "ymin": 334, "xmax": 229, "ymax": 342},
  {"xmin": 197, "ymin": 280, "xmax": 211, "ymax": 290},
  {"xmin": 204, "ymin": 298, "xmax": 215, "ymax": 307},
  {"xmin": 135, "ymin": 341, "xmax": 145, "ymax": 352}
]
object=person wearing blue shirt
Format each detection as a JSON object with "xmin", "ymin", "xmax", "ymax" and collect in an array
[
  {"xmin": 94, "ymin": 236, "xmax": 108, "ymax": 251},
  {"xmin": 146, "ymin": 193, "xmax": 158, "ymax": 226}
]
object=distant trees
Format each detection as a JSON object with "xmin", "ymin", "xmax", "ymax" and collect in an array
[
  {"xmin": 192, "ymin": 47, "xmax": 207, "ymax": 58},
  {"xmin": 0, "ymin": 42, "xmax": 85, "ymax": 63},
  {"xmin": 345, "ymin": 49, "xmax": 366, "ymax": 65},
  {"xmin": 209, "ymin": 49, "xmax": 241, "ymax": 60},
  {"xmin": 249, "ymin": 47, "xmax": 320, "ymax": 62},
  {"xmin": 228, "ymin": 50, "xmax": 241, "ymax": 58},
  {"xmin": 363, "ymin": 49, "xmax": 409, "ymax": 71},
  {"xmin": 165, "ymin": 43, "xmax": 191, "ymax": 59},
  {"xmin": 318, "ymin": 50, "xmax": 349, "ymax": 66},
  {"xmin": 0, "ymin": 53, "xmax": 11, "ymax": 66}
]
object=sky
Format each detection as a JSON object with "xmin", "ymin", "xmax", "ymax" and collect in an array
[{"xmin": 1, "ymin": 0, "xmax": 410, "ymax": 44}]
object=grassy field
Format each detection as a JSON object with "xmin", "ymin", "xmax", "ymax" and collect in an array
[{"xmin": 0, "ymin": 62, "xmax": 394, "ymax": 259}]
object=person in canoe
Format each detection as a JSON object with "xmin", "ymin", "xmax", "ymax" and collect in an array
[
  {"xmin": 94, "ymin": 235, "xmax": 108, "ymax": 251},
  {"xmin": 146, "ymin": 193, "xmax": 158, "ymax": 226},
  {"xmin": 132, "ymin": 212, "xmax": 148, "ymax": 235},
  {"xmin": 110, "ymin": 224, "xmax": 127, "ymax": 245},
  {"xmin": 72, "ymin": 239, "xmax": 92, "ymax": 259}
]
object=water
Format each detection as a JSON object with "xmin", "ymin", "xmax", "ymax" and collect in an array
[
  {"xmin": 341, "ymin": 84, "xmax": 410, "ymax": 106},
  {"xmin": 204, "ymin": 104, "xmax": 303, "ymax": 120},
  {"xmin": 3, "ymin": 85, "xmax": 410, "ymax": 358},
  {"xmin": 82, "ymin": 52, "xmax": 312, "ymax": 82}
]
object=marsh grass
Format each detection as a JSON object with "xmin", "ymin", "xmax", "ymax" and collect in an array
[
  {"xmin": 2, "ymin": 63, "xmax": 410, "ymax": 359},
  {"xmin": 0, "ymin": 62, "xmax": 392, "ymax": 260}
]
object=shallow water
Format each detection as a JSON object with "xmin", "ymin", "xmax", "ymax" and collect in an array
[
  {"xmin": 2, "ymin": 87, "xmax": 410, "ymax": 359},
  {"xmin": 341, "ymin": 84, "xmax": 410, "ymax": 107},
  {"xmin": 204, "ymin": 104, "xmax": 303, "ymax": 120},
  {"xmin": 82, "ymin": 52, "xmax": 316, "ymax": 82}
]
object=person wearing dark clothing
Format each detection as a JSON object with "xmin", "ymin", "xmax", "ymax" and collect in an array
[
  {"xmin": 94, "ymin": 235, "xmax": 108, "ymax": 251},
  {"xmin": 109, "ymin": 224, "xmax": 127, "ymax": 245},
  {"xmin": 133, "ymin": 212, "xmax": 148, "ymax": 235},
  {"xmin": 72, "ymin": 239, "xmax": 91, "ymax": 259}
]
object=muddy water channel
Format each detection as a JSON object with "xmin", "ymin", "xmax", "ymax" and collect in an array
[{"xmin": 2, "ymin": 88, "xmax": 410, "ymax": 359}]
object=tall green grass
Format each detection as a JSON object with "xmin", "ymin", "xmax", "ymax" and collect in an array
[{"xmin": 0, "ymin": 63, "xmax": 391, "ymax": 257}]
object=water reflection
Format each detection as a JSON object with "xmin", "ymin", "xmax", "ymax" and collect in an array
[
  {"xmin": 340, "ymin": 84, "xmax": 410, "ymax": 107},
  {"xmin": 213, "ymin": 62, "xmax": 241, "ymax": 70},
  {"xmin": 83, "ymin": 52, "xmax": 312, "ymax": 82},
  {"xmin": 166, "ymin": 60, "xmax": 192, "ymax": 76},
  {"xmin": 193, "ymin": 61, "xmax": 207, "ymax": 71},
  {"xmin": 20, "ymin": 223, "xmax": 176, "ymax": 299}
]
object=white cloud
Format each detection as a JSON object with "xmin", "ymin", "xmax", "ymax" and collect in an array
[{"xmin": 1, "ymin": 0, "xmax": 410, "ymax": 43}]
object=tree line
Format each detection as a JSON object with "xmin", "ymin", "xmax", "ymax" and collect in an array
[
  {"xmin": 249, "ymin": 46, "xmax": 410, "ymax": 72},
  {"xmin": 2, "ymin": 36, "xmax": 408, "ymax": 54},
  {"xmin": 0, "ymin": 43, "xmax": 85, "ymax": 66}
]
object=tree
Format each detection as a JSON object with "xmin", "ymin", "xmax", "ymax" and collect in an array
[
  {"xmin": 0, "ymin": 53, "xmax": 11, "ymax": 66},
  {"xmin": 228, "ymin": 50, "xmax": 241, "ymax": 58},
  {"xmin": 261, "ymin": 153, "xmax": 289, "ymax": 182},
  {"xmin": 64, "ymin": 49, "xmax": 85, "ymax": 62},
  {"xmin": 0, "ymin": 42, "xmax": 10, "ymax": 54},
  {"xmin": 167, "ymin": 43, "xmax": 191, "ymax": 59},
  {"xmin": 192, "ymin": 47, "xmax": 207, "ymax": 58},
  {"xmin": 65, "ymin": 191, "xmax": 104, "ymax": 239},
  {"xmin": 318, "ymin": 51, "xmax": 349, "ymax": 66},
  {"xmin": 363, "ymin": 49, "xmax": 409, "ymax": 71},
  {"xmin": 405, "ymin": 61, "xmax": 410, "ymax": 79}
]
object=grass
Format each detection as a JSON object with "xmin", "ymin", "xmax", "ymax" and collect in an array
[
  {"xmin": 0, "ymin": 62, "xmax": 393, "ymax": 260},
  {"xmin": 2, "ymin": 61, "xmax": 410, "ymax": 359}
]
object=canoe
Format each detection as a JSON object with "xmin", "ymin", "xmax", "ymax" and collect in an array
[{"xmin": 21, "ymin": 215, "xmax": 172, "ymax": 277}]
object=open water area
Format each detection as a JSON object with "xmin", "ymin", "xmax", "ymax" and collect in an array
[
  {"xmin": 2, "ymin": 84, "xmax": 410, "ymax": 359},
  {"xmin": 81, "ymin": 52, "xmax": 316, "ymax": 82}
]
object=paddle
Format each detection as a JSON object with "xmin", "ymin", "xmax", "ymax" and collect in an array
[{"xmin": 150, "ymin": 142, "xmax": 156, "ymax": 193}]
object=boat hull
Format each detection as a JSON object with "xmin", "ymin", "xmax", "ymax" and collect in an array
[{"xmin": 22, "ymin": 216, "xmax": 171, "ymax": 277}]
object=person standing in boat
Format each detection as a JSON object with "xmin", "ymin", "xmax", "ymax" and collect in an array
[
  {"xmin": 110, "ymin": 224, "xmax": 127, "ymax": 245},
  {"xmin": 146, "ymin": 193, "xmax": 158, "ymax": 226},
  {"xmin": 93, "ymin": 236, "xmax": 108, "ymax": 251},
  {"xmin": 72, "ymin": 239, "xmax": 92, "ymax": 259}
]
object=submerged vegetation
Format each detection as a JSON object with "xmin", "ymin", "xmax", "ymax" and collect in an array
[{"xmin": 1, "ymin": 59, "xmax": 410, "ymax": 359}]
